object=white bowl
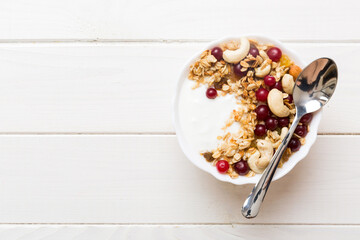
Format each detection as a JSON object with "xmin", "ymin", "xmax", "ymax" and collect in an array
[{"xmin": 173, "ymin": 35, "xmax": 322, "ymax": 185}]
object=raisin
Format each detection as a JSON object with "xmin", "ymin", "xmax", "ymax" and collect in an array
[
  {"xmin": 203, "ymin": 152, "xmax": 214, "ymax": 162},
  {"xmin": 214, "ymin": 78, "xmax": 227, "ymax": 90}
]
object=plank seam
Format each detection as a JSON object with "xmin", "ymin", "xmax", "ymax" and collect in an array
[
  {"xmin": 0, "ymin": 223, "xmax": 359, "ymax": 226},
  {"xmin": 0, "ymin": 39, "xmax": 358, "ymax": 44}
]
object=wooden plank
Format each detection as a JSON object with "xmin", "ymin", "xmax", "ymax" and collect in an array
[
  {"xmin": 0, "ymin": 42, "xmax": 356, "ymax": 133},
  {"xmin": 0, "ymin": 0, "xmax": 358, "ymax": 40},
  {"xmin": 0, "ymin": 135, "xmax": 357, "ymax": 224},
  {"xmin": 0, "ymin": 225, "xmax": 359, "ymax": 240}
]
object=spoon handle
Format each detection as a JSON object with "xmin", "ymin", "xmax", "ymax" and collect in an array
[{"xmin": 241, "ymin": 115, "xmax": 302, "ymax": 218}]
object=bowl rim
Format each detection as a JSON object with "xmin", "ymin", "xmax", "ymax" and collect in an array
[{"xmin": 173, "ymin": 34, "xmax": 322, "ymax": 185}]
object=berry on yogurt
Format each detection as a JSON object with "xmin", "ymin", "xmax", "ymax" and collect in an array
[{"xmin": 206, "ymin": 87, "xmax": 217, "ymax": 99}]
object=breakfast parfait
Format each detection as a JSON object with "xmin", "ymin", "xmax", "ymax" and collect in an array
[{"xmin": 182, "ymin": 37, "xmax": 312, "ymax": 178}]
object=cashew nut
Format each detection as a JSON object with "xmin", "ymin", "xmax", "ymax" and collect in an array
[
  {"xmin": 267, "ymin": 89, "xmax": 290, "ymax": 117},
  {"xmin": 248, "ymin": 139, "xmax": 274, "ymax": 174},
  {"xmin": 247, "ymin": 150, "xmax": 261, "ymax": 173},
  {"xmin": 281, "ymin": 74, "xmax": 295, "ymax": 94},
  {"xmin": 280, "ymin": 127, "xmax": 288, "ymax": 139},
  {"xmin": 273, "ymin": 127, "xmax": 289, "ymax": 148},
  {"xmin": 255, "ymin": 59, "xmax": 272, "ymax": 78},
  {"xmin": 222, "ymin": 37, "xmax": 250, "ymax": 64}
]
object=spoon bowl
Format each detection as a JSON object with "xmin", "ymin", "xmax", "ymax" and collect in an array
[
  {"xmin": 242, "ymin": 58, "xmax": 338, "ymax": 218},
  {"xmin": 294, "ymin": 58, "xmax": 338, "ymax": 116}
]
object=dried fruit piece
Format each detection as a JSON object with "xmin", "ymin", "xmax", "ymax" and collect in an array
[
  {"xmin": 203, "ymin": 152, "xmax": 214, "ymax": 162},
  {"xmin": 289, "ymin": 64, "xmax": 302, "ymax": 79},
  {"xmin": 214, "ymin": 78, "xmax": 227, "ymax": 90},
  {"xmin": 280, "ymin": 54, "xmax": 292, "ymax": 67}
]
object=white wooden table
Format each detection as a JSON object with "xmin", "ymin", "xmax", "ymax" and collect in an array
[{"xmin": 0, "ymin": 0, "xmax": 359, "ymax": 239}]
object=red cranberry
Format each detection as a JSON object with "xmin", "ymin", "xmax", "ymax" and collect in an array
[
  {"xmin": 211, "ymin": 47, "xmax": 223, "ymax": 61},
  {"xmin": 256, "ymin": 88, "xmax": 269, "ymax": 102},
  {"xmin": 255, "ymin": 105, "xmax": 270, "ymax": 120},
  {"xmin": 265, "ymin": 117, "xmax": 278, "ymax": 131},
  {"xmin": 300, "ymin": 113, "xmax": 313, "ymax": 124},
  {"xmin": 233, "ymin": 160, "xmax": 249, "ymax": 175},
  {"xmin": 278, "ymin": 117, "xmax": 289, "ymax": 127},
  {"xmin": 216, "ymin": 160, "xmax": 229, "ymax": 173},
  {"xmin": 286, "ymin": 94, "xmax": 293, "ymax": 103},
  {"xmin": 249, "ymin": 47, "xmax": 259, "ymax": 57},
  {"xmin": 267, "ymin": 47, "xmax": 282, "ymax": 62},
  {"xmin": 234, "ymin": 63, "xmax": 246, "ymax": 77},
  {"xmin": 254, "ymin": 124, "xmax": 267, "ymax": 136},
  {"xmin": 206, "ymin": 88, "xmax": 217, "ymax": 99},
  {"xmin": 271, "ymin": 81, "xmax": 283, "ymax": 91},
  {"xmin": 295, "ymin": 125, "xmax": 308, "ymax": 137},
  {"xmin": 264, "ymin": 75, "xmax": 276, "ymax": 87},
  {"xmin": 288, "ymin": 137, "xmax": 301, "ymax": 152}
]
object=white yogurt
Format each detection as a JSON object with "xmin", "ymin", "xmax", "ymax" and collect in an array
[{"xmin": 178, "ymin": 79, "xmax": 240, "ymax": 153}]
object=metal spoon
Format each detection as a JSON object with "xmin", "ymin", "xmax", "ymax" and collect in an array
[{"xmin": 241, "ymin": 58, "xmax": 338, "ymax": 218}]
